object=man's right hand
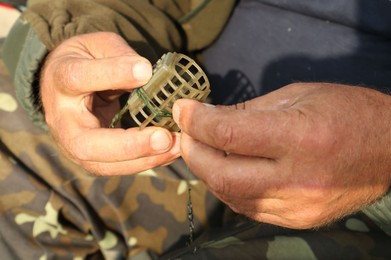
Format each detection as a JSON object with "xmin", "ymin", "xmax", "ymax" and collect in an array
[
  {"xmin": 40, "ymin": 32, "xmax": 180, "ymax": 176},
  {"xmin": 174, "ymin": 83, "xmax": 391, "ymax": 229}
]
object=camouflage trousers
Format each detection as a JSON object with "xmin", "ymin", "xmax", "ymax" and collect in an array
[{"xmin": 1, "ymin": 39, "xmax": 391, "ymax": 260}]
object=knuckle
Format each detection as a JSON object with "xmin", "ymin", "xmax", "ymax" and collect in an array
[
  {"xmin": 309, "ymin": 188, "xmax": 330, "ymax": 202},
  {"xmin": 232, "ymin": 203, "xmax": 257, "ymax": 218},
  {"xmin": 82, "ymin": 162, "xmax": 109, "ymax": 176},
  {"xmin": 83, "ymin": 161, "xmax": 127, "ymax": 177},
  {"xmin": 67, "ymin": 137, "xmax": 90, "ymax": 161},
  {"xmin": 289, "ymin": 202, "xmax": 331, "ymax": 229},
  {"xmin": 228, "ymin": 204, "xmax": 243, "ymax": 215},
  {"xmin": 298, "ymin": 120, "xmax": 337, "ymax": 155},
  {"xmin": 316, "ymin": 127, "xmax": 336, "ymax": 150},
  {"xmin": 65, "ymin": 62, "xmax": 82, "ymax": 92},
  {"xmin": 206, "ymin": 173, "xmax": 230, "ymax": 196},
  {"xmin": 213, "ymin": 121, "xmax": 235, "ymax": 150},
  {"xmin": 141, "ymin": 156, "xmax": 163, "ymax": 169},
  {"xmin": 56, "ymin": 61, "xmax": 82, "ymax": 93},
  {"xmin": 103, "ymin": 31, "xmax": 123, "ymax": 42},
  {"xmin": 299, "ymin": 210, "xmax": 329, "ymax": 229}
]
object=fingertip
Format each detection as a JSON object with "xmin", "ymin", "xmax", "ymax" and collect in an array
[
  {"xmin": 169, "ymin": 132, "xmax": 181, "ymax": 155},
  {"xmin": 173, "ymin": 99, "xmax": 207, "ymax": 129},
  {"xmin": 179, "ymin": 132, "xmax": 198, "ymax": 158},
  {"xmin": 150, "ymin": 129, "xmax": 172, "ymax": 152},
  {"xmin": 132, "ymin": 59, "xmax": 152, "ymax": 83},
  {"xmin": 172, "ymin": 102, "xmax": 181, "ymax": 127}
]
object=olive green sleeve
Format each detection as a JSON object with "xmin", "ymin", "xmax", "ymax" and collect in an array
[
  {"xmin": 2, "ymin": 18, "xmax": 48, "ymax": 130},
  {"xmin": 362, "ymin": 189, "xmax": 391, "ymax": 236},
  {"xmin": 2, "ymin": 0, "xmax": 235, "ymax": 129}
]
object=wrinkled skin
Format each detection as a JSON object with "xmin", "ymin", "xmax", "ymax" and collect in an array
[
  {"xmin": 41, "ymin": 32, "xmax": 180, "ymax": 176},
  {"xmin": 174, "ymin": 83, "xmax": 391, "ymax": 229}
]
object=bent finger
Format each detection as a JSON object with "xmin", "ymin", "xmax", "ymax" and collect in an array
[
  {"xmin": 81, "ymin": 152, "xmax": 180, "ymax": 176},
  {"xmin": 61, "ymin": 122, "xmax": 180, "ymax": 163},
  {"xmin": 174, "ymin": 99, "xmax": 304, "ymax": 158},
  {"xmin": 180, "ymin": 133, "xmax": 278, "ymax": 197}
]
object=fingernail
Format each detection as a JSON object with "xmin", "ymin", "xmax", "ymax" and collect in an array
[
  {"xmin": 150, "ymin": 130, "xmax": 171, "ymax": 151},
  {"xmin": 169, "ymin": 133, "xmax": 181, "ymax": 155},
  {"xmin": 172, "ymin": 102, "xmax": 181, "ymax": 128},
  {"xmin": 203, "ymin": 103, "xmax": 215, "ymax": 108},
  {"xmin": 133, "ymin": 60, "xmax": 152, "ymax": 83}
]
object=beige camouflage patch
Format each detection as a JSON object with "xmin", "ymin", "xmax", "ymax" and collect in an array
[
  {"xmin": 99, "ymin": 231, "xmax": 121, "ymax": 260},
  {"xmin": 98, "ymin": 230, "xmax": 118, "ymax": 249},
  {"xmin": 85, "ymin": 234, "xmax": 94, "ymax": 241},
  {"xmin": 177, "ymin": 180, "xmax": 187, "ymax": 195},
  {"xmin": 15, "ymin": 201, "xmax": 67, "ymax": 238},
  {"xmin": 0, "ymin": 92, "xmax": 17, "ymax": 112},
  {"xmin": 138, "ymin": 169, "xmax": 158, "ymax": 177},
  {"xmin": 345, "ymin": 218, "xmax": 370, "ymax": 232},
  {"xmin": 128, "ymin": 236, "xmax": 138, "ymax": 246},
  {"xmin": 177, "ymin": 180, "xmax": 200, "ymax": 195}
]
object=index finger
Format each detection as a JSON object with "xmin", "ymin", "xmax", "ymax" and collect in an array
[
  {"xmin": 51, "ymin": 55, "xmax": 152, "ymax": 94},
  {"xmin": 173, "ymin": 99, "xmax": 304, "ymax": 159},
  {"xmin": 47, "ymin": 32, "xmax": 152, "ymax": 94}
]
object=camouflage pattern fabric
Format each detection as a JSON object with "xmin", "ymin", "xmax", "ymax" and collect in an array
[
  {"xmin": 163, "ymin": 213, "xmax": 391, "ymax": 259},
  {"xmin": 1, "ymin": 37, "xmax": 391, "ymax": 259}
]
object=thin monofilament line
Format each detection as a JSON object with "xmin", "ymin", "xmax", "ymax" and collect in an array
[
  {"xmin": 136, "ymin": 88, "xmax": 172, "ymax": 119},
  {"xmin": 109, "ymin": 87, "xmax": 195, "ymax": 246},
  {"xmin": 109, "ymin": 104, "xmax": 129, "ymax": 128},
  {"xmin": 186, "ymin": 167, "xmax": 195, "ymax": 247},
  {"xmin": 136, "ymin": 88, "xmax": 195, "ymax": 245},
  {"xmin": 109, "ymin": 87, "xmax": 172, "ymax": 128}
]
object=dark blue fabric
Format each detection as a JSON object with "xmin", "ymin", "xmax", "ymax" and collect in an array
[{"xmin": 203, "ymin": 0, "xmax": 391, "ymax": 105}]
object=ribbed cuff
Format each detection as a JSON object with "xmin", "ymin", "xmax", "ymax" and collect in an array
[
  {"xmin": 3, "ymin": 17, "xmax": 48, "ymax": 131},
  {"xmin": 362, "ymin": 189, "xmax": 391, "ymax": 236}
]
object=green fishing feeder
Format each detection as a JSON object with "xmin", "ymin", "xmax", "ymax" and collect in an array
[{"xmin": 110, "ymin": 52, "xmax": 211, "ymax": 131}]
